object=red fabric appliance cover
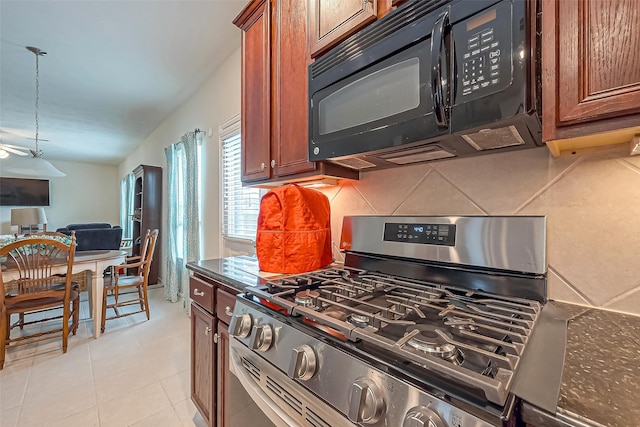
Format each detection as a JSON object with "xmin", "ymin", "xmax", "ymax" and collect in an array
[{"xmin": 256, "ymin": 184, "xmax": 332, "ymax": 273}]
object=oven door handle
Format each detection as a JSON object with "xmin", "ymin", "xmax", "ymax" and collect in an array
[{"xmin": 430, "ymin": 11, "xmax": 449, "ymax": 129}]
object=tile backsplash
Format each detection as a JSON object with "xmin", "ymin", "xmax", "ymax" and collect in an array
[{"xmin": 319, "ymin": 145, "xmax": 640, "ymax": 316}]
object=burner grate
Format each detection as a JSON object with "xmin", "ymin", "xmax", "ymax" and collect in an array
[{"xmin": 250, "ymin": 266, "xmax": 542, "ymax": 406}]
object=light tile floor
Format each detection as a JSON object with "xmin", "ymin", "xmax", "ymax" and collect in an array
[{"xmin": 0, "ymin": 287, "xmax": 272, "ymax": 427}]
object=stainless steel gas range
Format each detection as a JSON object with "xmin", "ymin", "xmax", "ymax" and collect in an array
[{"xmin": 229, "ymin": 216, "xmax": 564, "ymax": 427}]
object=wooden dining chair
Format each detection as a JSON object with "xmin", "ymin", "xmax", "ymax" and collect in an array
[
  {"xmin": 11, "ymin": 231, "xmax": 82, "ymax": 330},
  {"xmin": 0, "ymin": 234, "xmax": 79, "ymax": 370},
  {"xmin": 101, "ymin": 229, "xmax": 158, "ymax": 332}
]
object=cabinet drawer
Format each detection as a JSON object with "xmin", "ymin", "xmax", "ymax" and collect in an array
[
  {"xmin": 190, "ymin": 276, "xmax": 215, "ymax": 314},
  {"xmin": 216, "ymin": 288, "xmax": 237, "ymax": 325}
]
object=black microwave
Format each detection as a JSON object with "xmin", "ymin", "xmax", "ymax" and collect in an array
[{"xmin": 308, "ymin": 0, "xmax": 542, "ymax": 170}]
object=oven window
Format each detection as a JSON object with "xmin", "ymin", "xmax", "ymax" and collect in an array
[{"xmin": 318, "ymin": 57, "xmax": 420, "ymax": 135}]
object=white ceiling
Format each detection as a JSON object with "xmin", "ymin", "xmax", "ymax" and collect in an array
[{"xmin": 0, "ymin": 0, "xmax": 246, "ymax": 166}]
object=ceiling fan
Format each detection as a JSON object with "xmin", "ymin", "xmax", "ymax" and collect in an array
[
  {"xmin": 0, "ymin": 140, "xmax": 30, "ymax": 159},
  {"xmin": 1, "ymin": 46, "xmax": 65, "ymax": 177}
]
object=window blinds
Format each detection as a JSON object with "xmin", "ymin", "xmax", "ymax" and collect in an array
[{"xmin": 221, "ymin": 132, "xmax": 261, "ymax": 241}]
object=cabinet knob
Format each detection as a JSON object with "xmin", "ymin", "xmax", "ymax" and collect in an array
[
  {"xmin": 270, "ymin": 159, "xmax": 276, "ymax": 168},
  {"xmin": 205, "ymin": 326, "xmax": 212, "ymax": 336},
  {"xmin": 261, "ymin": 162, "xmax": 266, "ymax": 171},
  {"xmin": 193, "ymin": 288, "xmax": 205, "ymax": 297},
  {"xmin": 225, "ymin": 306, "xmax": 233, "ymax": 317}
]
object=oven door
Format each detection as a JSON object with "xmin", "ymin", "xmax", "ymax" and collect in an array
[
  {"xmin": 308, "ymin": 7, "xmax": 451, "ymax": 162},
  {"xmin": 229, "ymin": 338, "xmax": 354, "ymax": 427}
]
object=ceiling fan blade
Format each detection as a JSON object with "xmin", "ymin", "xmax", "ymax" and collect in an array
[
  {"xmin": 1, "ymin": 142, "xmax": 30, "ymax": 149},
  {"xmin": 0, "ymin": 128, "xmax": 49, "ymax": 142},
  {"xmin": 2, "ymin": 145, "xmax": 29, "ymax": 156}
]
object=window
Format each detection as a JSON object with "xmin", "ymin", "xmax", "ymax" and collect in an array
[
  {"xmin": 119, "ymin": 173, "xmax": 135, "ymax": 247},
  {"xmin": 221, "ymin": 117, "xmax": 261, "ymax": 241}
]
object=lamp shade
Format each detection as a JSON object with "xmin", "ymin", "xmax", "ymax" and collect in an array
[
  {"xmin": 3, "ymin": 156, "xmax": 66, "ymax": 178},
  {"xmin": 11, "ymin": 207, "xmax": 48, "ymax": 227}
]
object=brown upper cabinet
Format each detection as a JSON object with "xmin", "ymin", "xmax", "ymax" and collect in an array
[
  {"xmin": 307, "ymin": 0, "xmax": 395, "ymax": 58},
  {"xmin": 542, "ymin": 0, "xmax": 640, "ymax": 155},
  {"xmin": 234, "ymin": 0, "xmax": 358, "ymax": 185}
]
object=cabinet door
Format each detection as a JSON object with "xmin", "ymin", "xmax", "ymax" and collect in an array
[
  {"xmin": 272, "ymin": 0, "xmax": 317, "ymax": 177},
  {"xmin": 217, "ymin": 321, "xmax": 230, "ymax": 427},
  {"xmin": 542, "ymin": 0, "xmax": 640, "ymax": 141},
  {"xmin": 238, "ymin": 0, "xmax": 272, "ymax": 182},
  {"xmin": 191, "ymin": 303, "xmax": 216, "ymax": 427},
  {"xmin": 308, "ymin": 0, "xmax": 377, "ymax": 58}
]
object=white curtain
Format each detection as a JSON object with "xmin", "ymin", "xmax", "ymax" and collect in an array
[{"xmin": 164, "ymin": 131, "xmax": 201, "ymax": 307}]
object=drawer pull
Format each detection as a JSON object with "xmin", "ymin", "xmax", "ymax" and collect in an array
[
  {"xmin": 225, "ymin": 306, "xmax": 233, "ymax": 317},
  {"xmin": 193, "ymin": 288, "xmax": 205, "ymax": 297}
]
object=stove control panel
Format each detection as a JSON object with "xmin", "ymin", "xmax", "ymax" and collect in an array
[{"xmin": 384, "ymin": 223, "xmax": 456, "ymax": 246}]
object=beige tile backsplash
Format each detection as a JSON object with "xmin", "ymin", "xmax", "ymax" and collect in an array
[{"xmin": 320, "ymin": 144, "xmax": 640, "ymax": 316}]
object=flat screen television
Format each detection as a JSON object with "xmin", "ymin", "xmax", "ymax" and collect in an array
[{"xmin": 0, "ymin": 177, "xmax": 50, "ymax": 206}]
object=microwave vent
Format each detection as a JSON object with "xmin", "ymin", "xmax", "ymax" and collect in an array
[
  {"xmin": 461, "ymin": 126, "xmax": 526, "ymax": 151},
  {"xmin": 376, "ymin": 145, "xmax": 455, "ymax": 164},
  {"xmin": 330, "ymin": 157, "xmax": 377, "ymax": 170}
]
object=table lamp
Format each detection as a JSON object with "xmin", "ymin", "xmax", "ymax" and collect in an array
[{"xmin": 10, "ymin": 207, "xmax": 48, "ymax": 235}]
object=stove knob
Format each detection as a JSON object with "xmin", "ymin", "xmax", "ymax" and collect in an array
[
  {"xmin": 251, "ymin": 324, "xmax": 273, "ymax": 351},
  {"xmin": 348, "ymin": 378, "xmax": 385, "ymax": 424},
  {"xmin": 403, "ymin": 406, "xmax": 446, "ymax": 427},
  {"xmin": 287, "ymin": 345, "xmax": 317, "ymax": 381},
  {"xmin": 229, "ymin": 313, "xmax": 252, "ymax": 338}
]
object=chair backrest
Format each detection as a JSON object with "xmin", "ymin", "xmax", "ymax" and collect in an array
[
  {"xmin": 30, "ymin": 230, "xmax": 74, "ymax": 239},
  {"xmin": 0, "ymin": 235, "xmax": 77, "ymax": 307},
  {"xmin": 139, "ymin": 229, "xmax": 159, "ymax": 280}
]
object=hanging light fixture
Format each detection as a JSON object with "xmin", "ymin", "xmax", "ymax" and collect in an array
[{"xmin": 3, "ymin": 46, "xmax": 66, "ymax": 178}]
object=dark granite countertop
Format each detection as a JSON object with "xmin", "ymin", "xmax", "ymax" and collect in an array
[
  {"xmin": 522, "ymin": 303, "xmax": 640, "ymax": 427},
  {"xmin": 186, "ymin": 255, "xmax": 274, "ymax": 291}
]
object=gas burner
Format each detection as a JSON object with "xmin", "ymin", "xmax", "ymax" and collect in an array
[
  {"xmin": 405, "ymin": 325, "xmax": 463, "ymax": 364},
  {"xmin": 444, "ymin": 316, "xmax": 478, "ymax": 331},
  {"xmin": 348, "ymin": 313, "xmax": 370, "ymax": 327},
  {"xmin": 295, "ymin": 290, "xmax": 320, "ymax": 307}
]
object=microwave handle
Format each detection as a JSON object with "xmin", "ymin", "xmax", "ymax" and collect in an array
[{"xmin": 430, "ymin": 11, "xmax": 449, "ymax": 129}]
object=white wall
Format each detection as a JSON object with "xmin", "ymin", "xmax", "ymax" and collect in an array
[
  {"xmin": 119, "ymin": 47, "xmax": 243, "ymax": 280},
  {"xmin": 0, "ymin": 159, "xmax": 119, "ymax": 234}
]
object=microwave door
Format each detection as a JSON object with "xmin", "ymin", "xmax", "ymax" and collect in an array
[{"xmin": 309, "ymin": 36, "xmax": 450, "ymax": 162}]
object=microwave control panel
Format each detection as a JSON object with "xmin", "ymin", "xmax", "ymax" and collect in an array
[{"xmin": 455, "ymin": 2, "xmax": 513, "ymax": 100}]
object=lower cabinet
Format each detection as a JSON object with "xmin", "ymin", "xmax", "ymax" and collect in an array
[
  {"xmin": 217, "ymin": 321, "xmax": 231, "ymax": 427},
  {"xmin": 190, "ymin": 302, "xmax": 215, "ymax": 427},
  {"xmin": 190, "ymin": 275, "xmax": 239, "ymax": 427}
]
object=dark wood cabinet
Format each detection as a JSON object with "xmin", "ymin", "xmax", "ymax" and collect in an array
[
  {"xmin": 189, "ymin": 275, "xmax": 239, "ymax": 427},
  {"xmin": 216, "ymin": 321, "xmax": 230, "ymax": 427},
  {"xmin": 307, "ymin": 0, "xmax": 377, "ymax": 58},
  {"xmin": 542, "ymin": 0, "xmax": 640, "ymax": 155},
  {"xmin": 237, "ymin": 0, "xmax": 271, "ymax": 182},
  {"xmin": 132, "ymin": 164, "xmax": 161, "ymax": 284},
  {"xmin": 234, "ymin": 0, "xmax": 358, "ymax": 186},
  {"xmin": 190, "ymin": 302, "xmax": 215, "ymax": 427},
  {"xmin": 307, "ymin": 0, "xmax": 394, "ymax": 58}
]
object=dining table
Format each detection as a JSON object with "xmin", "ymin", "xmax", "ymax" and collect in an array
[{"xmin": 1, "ymin": 248, "xmax": 128, "ymax": 338}]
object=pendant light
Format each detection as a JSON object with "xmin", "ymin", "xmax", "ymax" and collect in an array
[{"xmin": 4, "ymin": 46, "xmax": 66, "ymax": 178}]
